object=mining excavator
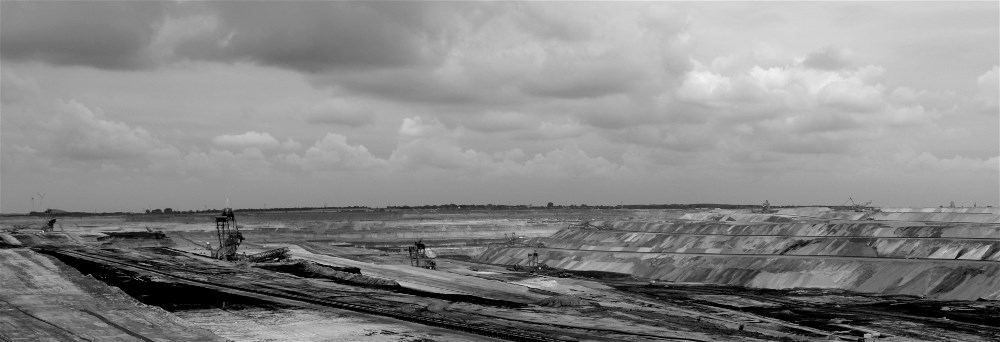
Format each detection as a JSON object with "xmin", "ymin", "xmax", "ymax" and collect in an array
[
  {"xmin": 211, "ymin": 207, "xmax": 244, "ymax": 260},
  {"xmin": 408, "ymin": 239, "xmax": 437, "ymax": 269},
  {"xmin": 845, "ymin": 197, "xmax": 881, "ymax": 212},
  {"xmin": 759, "ymin": 200, "xmax": 778, "ymax": 214},
  {"xmin": 207, "ymin": 205, "xmax": 288, "ymax": 262}
]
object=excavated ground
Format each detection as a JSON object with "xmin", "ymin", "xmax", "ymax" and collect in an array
[
  {"xmin": 0, "ymin": 248, "xmax": 224, "ymax": 341},
  {"xmin": 479, "ymin": 208, "xmax": 1000, "ymax": 300},
  {"xmin": 2, "ymin": 207, "xmax": 999, "ymax": 341}
]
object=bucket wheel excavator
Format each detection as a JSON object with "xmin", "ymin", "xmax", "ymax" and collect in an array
[
  {"xmin": 211, "ymin": 207, "xmax": 244, "ymax": 260},
  {"xmin": 207, "ymin": 203, "xmax": 288, "ymax": 262}
]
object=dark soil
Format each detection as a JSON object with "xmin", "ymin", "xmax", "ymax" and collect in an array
[{"xmin": 41, "ymin": 250, "xmax": 282, "ymax": 312}]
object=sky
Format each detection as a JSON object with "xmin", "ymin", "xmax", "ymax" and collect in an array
[{"xmin": 1, "ymin": 1, "xmax": 998, "ymax": 213}]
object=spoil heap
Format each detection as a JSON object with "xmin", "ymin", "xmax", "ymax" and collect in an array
[
  {"xmin": 256, "ymin": 260, "xmax": 401, "ymax": 289},
  {"xmin": 478, "ymin": 208, "xmax": 1000, "ymax": 300},
  {"xmin": 536, "ymin": 295, "xmax": 593, "ymax": 307}
]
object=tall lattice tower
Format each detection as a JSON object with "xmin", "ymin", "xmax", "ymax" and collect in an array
[{"xmin": 212, "ymin": 207, "xmax": 244, "ymax": 260}]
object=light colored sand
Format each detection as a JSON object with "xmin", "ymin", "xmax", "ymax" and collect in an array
[{"xmin": 176, "ymin": 307, "xmax": 480, "ymax": 342}]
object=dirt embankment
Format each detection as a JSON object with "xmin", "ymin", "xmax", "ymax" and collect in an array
[
  {"xmin": 0, "ymin": 248, "xmax": 225, "ymax": 341},
  {"xmin": 255, "ymin": 260, "xmax": 401, "ymax": 289}
]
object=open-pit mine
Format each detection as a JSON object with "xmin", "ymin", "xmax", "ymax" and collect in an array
[{"xmin": 3, "ymin": 205, "xmax": 999, "ymax": 341}]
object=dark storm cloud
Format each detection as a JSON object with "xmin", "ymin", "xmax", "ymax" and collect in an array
[
  {"xmin": 0, "ymin": 1, "xmax": 471, "ymax": 73},
  {"xmin": 175, "ymin": 2, "xmax": 460, "ymax": 73},
  {"xmin": 0, "ymin": 1, "xmax": 168, "ymax": 69}
]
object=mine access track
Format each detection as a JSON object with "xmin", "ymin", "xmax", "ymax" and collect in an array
[{"xmin": 39, "ymin": 248, "xmax": 591, "ymax": 342}]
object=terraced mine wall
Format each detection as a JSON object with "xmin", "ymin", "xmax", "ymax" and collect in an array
[{"xmin": 478, "ymin": 209, "xmax": 1000, "ymax": 300}]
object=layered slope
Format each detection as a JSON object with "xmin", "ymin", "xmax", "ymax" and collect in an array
[
  {"xmin": 478, "ymin": 208, "xmax": 1000, "ymax": 300},
  {"xmin": 0, "ymin": 249, "xmax": 224, "ymax": 341}
]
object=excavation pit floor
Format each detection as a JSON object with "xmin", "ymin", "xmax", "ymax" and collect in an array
[{"xmin": 3, "ymin": 208, "xmax": 1000, "ymax": 341}]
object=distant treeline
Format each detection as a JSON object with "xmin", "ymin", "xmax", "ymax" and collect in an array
[
  {"xmin": 384, "ymin": 203, "xmax": 819, "ymax": 210},
  {"xmin": 6, "ymin": 203, "xmax": 834, "ymax": 217},
  {"xmin": 15, "ymin": 209, "xmax": 137, "ymax": 217},
  {"xmin": 383, "ymin": 203, "xmax": 765, "ymax": 210}
]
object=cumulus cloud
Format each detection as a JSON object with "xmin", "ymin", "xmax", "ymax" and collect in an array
[
  {"xmin": 393, "ymin": 114, "xmax": 635, "ymax": 177},
  {"xmin": 888, "ymin": 150, "xmax": 1000, "ymax": 173},
  {"xmin": 520, "ymin": 146, "xmax": 623, "ymax": 178},
  {"xmin": 389, "ymin": 116, "xmax": 496, "ymax": 172},
  {"xmin": 0, "ymin": 68, "xmax": 40, "ymax": 103},
  {"xmin": 816, "ymin": 72, "xmax": 886, "ymax": 113},
  {"xmin": 513, "ymin": 120, "xmax": 588, "ymax": 141},
  {"xmin": 389, "ymin": 139, "xmax": 495, "ymax": 172},
  {"xmin": 889, "ymin": 87, "xmax": 938, "ymax": 106},
  {"xmin": 275, "ymin": 115, "xmax": 632, "ymax": 178},
  {"xmin": 398, "ymin": 116, "xmax": 450, "ymax": 140},
  {"xmin": 976, "ymin": 66, "xmax": 999, "ymax": 114},
  {"xmin": 782, "ymin": 112, "xmax": 862, "ymax": 134},
  {"xmin": 680, "ymin": 63, "xmax": 896, "ymax": 118},
  {"xmin": 280, "ymin": 138, "xmax": 303, "ymax": 151},
  {"xmin": 678, "ymin": 57, "xmax": 889, "ymax": 115},
  {"xmin": 284, "ymin": 133, "xmax": 387, "ymax": 172},
  {"xmin": 164, "ymin": 148, "xmax": 273, "ymax": 179},
  {"xmin": 212, "ymin": 131, "xmax": 280, "ymax": 149},
  {"xmin": 42, "ymin": 100, "xmax": 177, "ymax": 161},
  {"xmin": 669, "ymin": 53, "xmax": 957, "ymax": 161}
]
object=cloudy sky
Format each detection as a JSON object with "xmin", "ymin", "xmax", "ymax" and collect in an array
[{"xmin": 1, "ymin": 1, "xmax": 997, "ymax": 213}]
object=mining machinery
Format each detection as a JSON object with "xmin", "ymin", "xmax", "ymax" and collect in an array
[
  {"xmin": 760, "ymin": 200, "xmax": 778, "ymax": 214},
  {"xmin": 509, "ymin": 250, "xmax": 553, "ymax": 273},
  {"xmin": 523, "ymin": 250, "xmax": 543, "ymax": 271},
  {"xmin": 211, "ymin": 207, "xmax": 244, "ymax": 260},
  {"xmin": 408, "ymin": 239, "xmax": 437, "ymax": 269},
  {"xmin": 846, "ymin": 197, "xmax": 880, "ymax": 212},
  {"xmin": 526, "ymin": 250, "xmax": 540, "ymax": 268},
  {"xmin": 207, "ymin": 206, "xmax": 289, "ymax": 262},
  {"xmin": 45, "ymin": 218, "xmax": 58, "ymax": 231},
  {"xmin": 8, "ymin": 217, "xmax": 60, "ymax": 233}
]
